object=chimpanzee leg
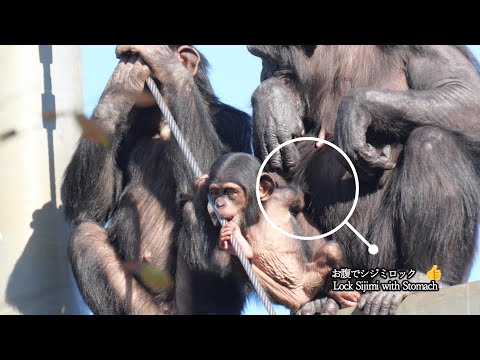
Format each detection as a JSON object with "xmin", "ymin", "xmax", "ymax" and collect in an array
[
  {"xmin": 69, "ymin": 222, "xmax": 166, "ymax": 315},
  {"xmin": 394, "ymin": 125, "xmax": 479, "ymax": 283},
  {"xmin": 175, "ymin": 252, "xmax": 247, "ymax": 315},
  {"xmin": 359, "ymin": 126, "xmax": 479, "ymax": 315},
  {"xmin": 68, "ymin": 222, "xmax": 121, "ymax": 314}
]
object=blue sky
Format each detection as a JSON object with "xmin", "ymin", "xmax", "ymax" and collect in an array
[{"xmin": 81, "ymin": 45, "xmax": 480, "ymax": 315}]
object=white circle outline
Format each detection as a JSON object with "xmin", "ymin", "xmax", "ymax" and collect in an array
[{"xmin": 255, "ymin": 137, "xmax": 359, "ymax": 240}]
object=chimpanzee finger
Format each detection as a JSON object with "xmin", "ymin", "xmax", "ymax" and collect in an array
[
  {"xmin": 118, "ymin": 57, "xmax": 136, "ymax": 90},
  {"xmin": 368, "ymin": 292, "xmax": 386, "ymax": 315},
  {"xmin": 220, "ymin": 234, "xmax": 231, "ymax": 243},
  {"xmin": 362, "ymin": 292, "xmax": 379, "ymax": 314},
  {"xmin": 340, "ymin": 298, "xmax": 358, "ymax": 308},
  {"xmin": 389, "ymin": 293, "xmax": 404, "ymax": 315},
  {"xmin": 320, "ymin": 297, "xmax": 340, "ymax": 315},
  {"xmin": 259, "ymin": 132, "xmax": 269, "ymax": 163},
  {"xmin": 266, "ymin": 133, "xmax": 283, "ymax": 173},
  {"xmin": 295, "ymin": 301, "xmax": 316, "ymax": 315},
  {"xmin": 358, "ymin": 293, "xmax": 367, "ymax": 310},
  {"xmin": 351, "ymin": 291, "xmax": 361, "ymax": 302},
  {"xmin": 124, "ymin": 55, "xmax": 136, "ymax": 73},
  {"xmin": 221, "ymin": 232, "xmax": 233, "ymax": 240},
  {"xmin": 221, "ymin": 240, "xmax": 237, "ymax": 256},
  {"xmin": 118, "ymin": 55, "xmax": 130, "ymax": 65},
  {"xmin": 134, "ymin": 56, "xmax": 153, "ymax": 81},
  {"xmin": 281, "ymin": 143, "xmax": 300, "ymax": 175},
  {"xmin": 378, "ymin": 292, "xmax": 394, "ymax": 315},
  {"xmin": 127, "ymin": 56, "xmax": 141, "ymax": 78},
  {"xmin": 220, "ymin": 228, "xmax": 232, "ymax": 237},
  {"xmin": 340, "ymin": 291, "xmax": 361, "ymax": 308},
  {"xmin": 194, "ymin": 174, "xmax": 209, "ymax": 190},
  {"xmin": 315, "ymin": 127, "xmax": 327, "ymax": 149},
  {"xmin": 221, "ymin": 224, "xmax": 233, "ymax": 232},
  {"xmin": 313, "ymin": 298, "xmax": 323, "ymax": 313},
  {"xmin": 220, "ymin": 229, "xmax": 233, "ymax": 240},
  {"xmin": 358, "ymin": 144, "xmax": 396, "ymax": 170},
  {"xmin": 116, "ymin": 45, "xmax": 139, "ymax": 59},
  {"xmin": 277, "ymin": 130, "xmax": 300, "ymax": 173}
]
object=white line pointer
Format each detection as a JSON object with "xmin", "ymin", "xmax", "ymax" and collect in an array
[{"xmin": 346, "ymin": 221, "xmax": 379, "ymax": 255}]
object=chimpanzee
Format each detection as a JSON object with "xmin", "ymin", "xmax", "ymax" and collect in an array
[
  {"xmin": 182, "ymin": 152, "xmax": 360, "ymax": 313},
  {"xmin": 248, "ymin": 45, "xmax": 480, "ymax": 315},
  {"xmin": 61, "ymin": 45, "xmax": 252, "ymax": 314}
]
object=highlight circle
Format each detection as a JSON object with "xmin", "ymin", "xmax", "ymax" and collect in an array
[{"xmin": 255, "ymin": 137, "xmax": 360, "ymax": 240}]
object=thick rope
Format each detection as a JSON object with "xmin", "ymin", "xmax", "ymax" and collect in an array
[{"xmin": 146, "ymin": 78, "xmax": 276, "ymax": 315}]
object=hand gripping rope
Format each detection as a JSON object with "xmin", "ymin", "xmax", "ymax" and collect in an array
[{"xmin": 146, "ymin": 78, "xmax": 276, "ymax": 315}]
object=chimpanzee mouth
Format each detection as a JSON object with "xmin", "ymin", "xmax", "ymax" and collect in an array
[{"xmin": 224, "ymin": 216, "xmax": 235, "ymax": 222}]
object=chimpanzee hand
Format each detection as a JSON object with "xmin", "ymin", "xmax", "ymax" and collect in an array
[
  {"xmin": 334, "ymin": 89, "xmax": 396, "ymax": 180},
  {"xmin": 328, "ymin": 289, "xmax": 361, "ymax": 308},
  {"xmin": 107, "ymin": 55, "xmax": 152, "ymax": 98},
  {"xmin": 252, "ymin": 77, "xmax": 305, "ymax": 176},
  {"xmin": 94, "ymin": 55, "xmax": 153, "ymax": 132},
  {"xmin": 195, "ymin": 174, "xmax": 209, "ymax": 190},
  {"xmin": 116, "ymin": 45, "xmax": 188, "ymax": 85},
  {"xmin": 358, "ymin": 290, "xmax": 409, "ymax": 315},
  {"xmin": 219, "ymin": 222, "xmax": 253, "ymax": 259}
]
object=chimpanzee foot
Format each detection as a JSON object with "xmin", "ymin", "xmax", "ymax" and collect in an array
[
  {"xmin": 293, "ymin": 296, "xmax": 340, "ymax": 315},
  {"xmin": 293, "ymin": 300, "xmax": 316, "ymax": 315},
  {"xmin": 358, "ymin": 290, "xmax": 409, "ymax": 315}
]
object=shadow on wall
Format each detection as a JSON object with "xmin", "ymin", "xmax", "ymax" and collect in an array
[
  {"xmin": 5, "ymin": 201, "xmax": 91, "ymax": 314},
  {"xmin": 5, "ymin": 203, "xmax": 74, "ymax": 314}
]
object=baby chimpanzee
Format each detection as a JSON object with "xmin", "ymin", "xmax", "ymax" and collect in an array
[{"xmin": 196, "ymin": 153, "xmax": 359, "ymax": 312}]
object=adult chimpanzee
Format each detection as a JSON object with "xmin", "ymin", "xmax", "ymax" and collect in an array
[
  {"xmin": 183, "ymin": 152, "xmax": 360, "ymax": 313},
  {"xmin": 248, "ymin": 45, "xmax": 480, "ymax": 315},
  {"xmin": 61, "ymin": 45, "xmax": 252, "ymax": 314}
]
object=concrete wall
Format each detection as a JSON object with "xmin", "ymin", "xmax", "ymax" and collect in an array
[{"xmin": 0, "ymin": 45, "xmax": 88, "ymax": 314}]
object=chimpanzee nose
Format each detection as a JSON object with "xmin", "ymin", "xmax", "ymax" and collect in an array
[
  {"xmin": 247, "ymin": 45, "xmax": 264, "ymax": 57},
  {"xmin": 216, "ymin": 197, "xmax": 225, "ymax": 208},
  {"xmin": 246, "ymin": 45, "xmax": 256, "ymax": 54}
]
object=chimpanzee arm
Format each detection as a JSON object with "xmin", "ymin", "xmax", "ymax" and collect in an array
[
  {"xmin": 69, "ymin": 222, "xmax": 168, "ymax": 314},
  {"xmin": 61, "ymin": 109, "xmax": 128, "ymax": 224},
  {"xmin": 211, "ymin": 103, "xmax": 253, "ymax": 154},
  {"xmin": 335, "ymin": 45, "xmax": 480, "ymax": 171},
  {"xmin": 251, "ymin": 76, "xmax": 306, "ymax": 175},
  {"xmin": 62, "ymin": 57, "xmax": 150, "ymax": 224},
  {"xmin": 115, "ymin": 46, "xmax": 225, "ymax": 193}
]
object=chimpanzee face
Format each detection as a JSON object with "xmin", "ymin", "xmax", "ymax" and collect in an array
[
  {"xmin": 248, "ymin": 45, "xmax": 318, "ymax": 83},
  {"xmin": 248, "ymin": 45, "xmax": 291, "ymax": 81},
  {"xmin": 208, "ymin": 182, "xmax": 248, "ymax": 225}
]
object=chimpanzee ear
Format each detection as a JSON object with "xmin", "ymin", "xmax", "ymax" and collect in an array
[
  {"xmin": 177, "ymin": 45, "xmax": 200, "ymax": 76},
  {"xmin": 259, "ymin": 173, "xmax": 276, "ymax": 201},
  {"xmin": 302, "ymin": 45, "xmax": 317, "ymax": 57}
]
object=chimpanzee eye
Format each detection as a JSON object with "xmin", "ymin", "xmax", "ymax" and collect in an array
[
  {"xmin": 274, "ymin": 69, "xmax": 293, "ymax": 77},
  {"xmin": 209, "ymin": 188, "xmax": 220, "ymax": 197},
  {"xmin": 226, "ymin": 189, "xmax": 238, "ymax": 197}
]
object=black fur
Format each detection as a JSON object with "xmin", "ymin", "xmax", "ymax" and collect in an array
[
  {"xmin": 249, "ymin": 45, "xmax": 480, "ymax": 313},
  {"xmin": 62, "ymin": 46, "xmax": 252, "ymax": 314}
]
